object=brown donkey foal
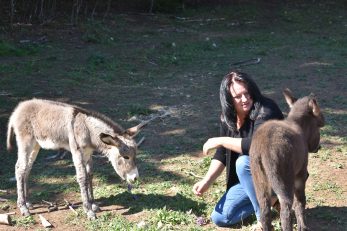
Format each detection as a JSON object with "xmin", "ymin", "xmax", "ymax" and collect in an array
[{"xmin": 250, "ymin": 89, "xmax": 325, "ymax": 231}]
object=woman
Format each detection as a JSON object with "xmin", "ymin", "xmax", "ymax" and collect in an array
[{"xmin": 192, "ymin": 71, "xmax": 283, "ymax": 228}]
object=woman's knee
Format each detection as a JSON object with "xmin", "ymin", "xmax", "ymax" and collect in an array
[
  {"xmin": 211, "ymin": 210, "xmax": 231, "ymax": 227},
  {"xmin": 235, "ymin": 155, "xmax": 250, "ymax": 176}
]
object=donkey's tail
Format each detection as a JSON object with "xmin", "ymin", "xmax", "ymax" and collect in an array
[{"xmin": 6, "ymin": 117, "xmax": 14, "ymax": 152}]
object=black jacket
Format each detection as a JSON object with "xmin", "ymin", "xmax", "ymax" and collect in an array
[{"xmin": 213, "ymin": 97, "xmax": 284, "ymax": 190}]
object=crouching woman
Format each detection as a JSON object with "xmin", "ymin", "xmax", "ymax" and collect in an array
[{"xmin": 192, "ymin": 71, "xmax": 283, "ymax": 228}]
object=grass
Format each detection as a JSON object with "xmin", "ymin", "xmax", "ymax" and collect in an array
[
  {"xmin": 0, "ymin": 40, "xmax": 40, "ymax": 56},
  {"xmin": 13, "ymin": 215, "xmax": 36, "ymax": 228},
  {"xmin": 0, "ymin": 1, "xmax": 346, "ymax": 230}
]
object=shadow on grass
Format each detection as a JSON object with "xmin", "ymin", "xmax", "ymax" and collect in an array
[
  {"xmin": 306, "ymin": 206, "xmax": 347, "ymax": 231},
  {"xmin": 92, "ymin": 153, "xmax": 198, "ymax": 186},
  {"xmin": 97, "ymin": 191, "xmax": 207, "ymax": 215}
]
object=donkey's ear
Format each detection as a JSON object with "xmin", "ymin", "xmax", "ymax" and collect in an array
[
  {"xmin": 125, "ymin": 120, "xmax": 149, "ymax": 137},
  {"xmin": 100, "ymin": 133, "xmax": 120, "ymax": 146},
  {"xmin": 309, "ymin": 98, "xmax": 321, "ymax": 117},
  {"xmin": 125, "ymin": 127, "xmax": 140, "ymax": 137},
  {"xmin": 283, "ymin": 88, "xmax": 297, "ymax": 108}
]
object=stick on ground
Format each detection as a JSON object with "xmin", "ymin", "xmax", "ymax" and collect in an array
[
  {"xmin": 39, "ymin": 214, "xmax": 53, "ymax": 228},
  {"xmin": 64, "ymin": 199, "xmax": 78, "ymax": 215}
]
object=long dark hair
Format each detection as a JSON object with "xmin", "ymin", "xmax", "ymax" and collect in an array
[{"xmin": 220, "ymin": 70, "xmax": 263, "ymax": 133}]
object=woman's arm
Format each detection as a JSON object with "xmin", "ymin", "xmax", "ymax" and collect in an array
[
  {"xmin": 192, "ymin": 159, "xmax": 225, "ymax": 196},
  {"xmin": 203, "ymin": 137, "xmax": 242, "ymax": 154}
]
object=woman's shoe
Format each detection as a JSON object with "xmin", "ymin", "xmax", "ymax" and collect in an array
[
  {"xmin": 250, "ymin": 222, "xmax": 274, "ymax": 231},
  {"xmin": 250, "ymin": 222, "xmax": 263, "ymax": 231}
]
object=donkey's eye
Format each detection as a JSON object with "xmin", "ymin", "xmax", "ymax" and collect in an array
[{"xmin": 123, "ymin": 156, "xmax": 130, "ymax": 160}]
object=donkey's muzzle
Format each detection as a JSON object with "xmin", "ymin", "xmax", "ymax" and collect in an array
[{"xmin": 126, "ymin": 167, "xmax": 139, "ymax": 183}]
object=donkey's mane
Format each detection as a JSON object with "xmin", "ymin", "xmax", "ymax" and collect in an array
[{"xmin": 73, "ymin": 106, "xmax": 125, "ymax": 135}]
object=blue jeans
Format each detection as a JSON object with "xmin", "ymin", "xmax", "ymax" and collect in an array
[{"xmin": 211, "ymin": 155, "xmax": 260, "ymax": 227}]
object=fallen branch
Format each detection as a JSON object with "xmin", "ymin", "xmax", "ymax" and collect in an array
[
  {"xmin": 42, "ymin": 200, "xmax": 58, "ymax": 212},
  {"xmin": 39, "ymin": 214, "xmax": 53, "ymax": 228},
  {"xmin": 92, "ymin": 154, "xmax": 107, "ymax": 159},
  {"xmin": 64, "ymin": 199, "xmax": 78, "ymax": 215},
  {"xmin": 4, "ymin": 212, "xmax": 15, "ymax": 215},
  {"xmin": 45, "ymin": 150, "xmax": 69, "ymax": 160},
  {"xmin": 137, "ymin": 136, "xmax": 145, "ymax": 147},
  {"xmin": 42, "ymin": 200, "xmax": 54, "ymax": 206},
  {"xmin": 184, "ymin": 170, "xmax": 204, "ymax": 179},
  {"xmin": 127, "ymin": 110, "xmax": 171, "ymax": 136},
  {"xmin": 175, "ymin": 16, "xmax": 226, "ymax": 23},
  {"xmin": 0, "ymin": 91, "xmax": 12, "ymax": 96},
  {"xmin": 230, "ymin": 57, "xmax": 261, "ymax": 67},
  {"xmin": 0, "ymin": 198, "xmax": 8, "ymax": 202}
]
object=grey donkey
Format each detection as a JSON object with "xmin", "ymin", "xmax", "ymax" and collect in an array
[
  {"xmin": 250, "ymin": 89, "xmax": 325, "ymax": 231},
  {"xmin": 7, "ymin": 98, "xmax": 147, "ymax": 219}
]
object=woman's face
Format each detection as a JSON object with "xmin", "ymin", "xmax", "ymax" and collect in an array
[{"xmin": 229, "ymin": 81, "xmax": 253, "ymax": 116}]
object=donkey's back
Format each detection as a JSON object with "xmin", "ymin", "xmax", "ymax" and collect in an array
[
  {"xmin": 251, "ymin": 120, "xmax": 307, "ymax": 181},
  {"xmin": 7, "ymin": 99, "xmax": 76, "ymax": 152}
]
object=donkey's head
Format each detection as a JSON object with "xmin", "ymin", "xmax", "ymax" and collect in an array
[
  {"xmin": 100, "ymin": 132, "xmax": 139, "ymax": 183},
  {"xmin": 283, "ymin": 88, "xmax": 325, "ymax": 153}
]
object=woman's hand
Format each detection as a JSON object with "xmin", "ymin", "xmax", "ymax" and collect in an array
[
  {"xmin": 192, "ymin": 179, "xmax": 210, "ymax": 196},
  {"xmin": 192, "ymin": 159, "xmax": 225, "ymax": 197},
  {"xmin": 203, "ymin": 137, "xmax": 222, "ymax": 155}
]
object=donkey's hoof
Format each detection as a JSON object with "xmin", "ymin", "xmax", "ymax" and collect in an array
[
  {"xmin": 20, "ymin": 207, "xmax": 30, "ymax": 216},
  {"xmin": 92, "ymin": 203, "xmax": 100, "ymax": 212},
  {"xmin": 87, "ymin": 210, "xmax": 96, "ymax": 220}
]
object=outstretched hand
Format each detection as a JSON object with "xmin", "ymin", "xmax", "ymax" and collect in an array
[{"xmin": 192, "ymin": 179, "xmax": 210, "ymax": 196}]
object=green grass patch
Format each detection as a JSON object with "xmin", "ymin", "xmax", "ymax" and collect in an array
[
  {"xmin": 0, "ymin": 40, "xmax": 40, "ymax": 56},
  {"xmin": 13, "ymin": 215, "xmax": 36, "ymax": 227}
]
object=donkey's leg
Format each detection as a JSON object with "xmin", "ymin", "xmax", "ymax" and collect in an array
[
  {"xmin": 15, "ymin": 136, "xmax": 36, "ymax": 216},
  {"xmin": 278, "ymin": 194, "xmax": 293, "ymax": 231},
  {"xmin": 251, "ymin": 156, "xmax": 272, "ymax": 231},
  {"xmin": 293, "ymin": 171, "xmax": 309, "ymax": 231},
  {"xmin": 257, "ymin": 187, "xmax": 272, "ymax": 231},
  {"xmin": 16, "ymin": 159, "xmax": 29, "ymax": 216},
  {"xmin": 85, "ymin": 156, "xmax": 99, "ymax": 212},
  {"xmin": 85, "ymin": 157, "xmax": 93, "ymax": 200},
  {"xmin": 68, "ymin": 123, "xmax": 95, "ymax": 219},
  {"xmin": 274, "ymin": 180, "xmax": 294, "ymax": 231},
  {"xmin": 71, "ymin": 149, "xmax": 96, "ymax": 219},
  {"xmin": 268, "ymin": 159, "xmax": 295, "ymax": 231},
  {"xmin": 23, "ymin": 143, "xmax": 40, "ymax": 209}
]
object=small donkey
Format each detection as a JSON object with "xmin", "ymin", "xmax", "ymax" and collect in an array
[
  {"xmin": 7, "ymin": 98, "xmax": 146, "ymax": 219},
  {"xmin": 250, "ymin": 89, "xmax": 325, "ymax": 231}
]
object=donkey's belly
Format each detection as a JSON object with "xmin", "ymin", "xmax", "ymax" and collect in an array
[{"xmin": 37, "ymin": 139, "xmax": 69, "ymax": 150}]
